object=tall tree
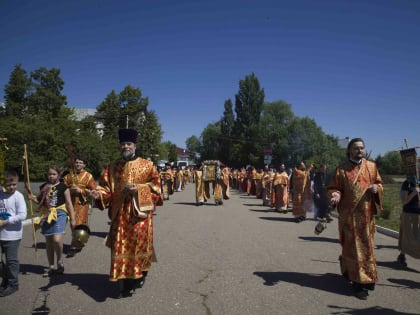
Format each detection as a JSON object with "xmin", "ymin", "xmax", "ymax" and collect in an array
[
  {"xmin": 3, "ymin": 64, "xmax": 31, "ymax": 118},
  {"xmin": 185, "ymin": 135, "xmax": 201, "ymax": 163},
  {"xmin": 28, "ymin": 67, "xmax": 67, "ymax": 117},
  {"xmin": 136, "ymin": 110, "xmax": 162, "ymax": 161},
  {"xmin": 219, "ymin": 99, "xmax": 235, "ymax": 165},
  {"xmin": 119, "ymin": 85, "xmax": 149, "ymax": 129},
  {"xmin": 96, "ymin": 85, "xmax": 162, "ymax": 160},
  {"xmin": 260, "ymin": 100, "xmax": 294, "ymax": 166},
  {"xmin": 233, "ymin": 73, "xmax": 265, "ymax": 166},
  {"xmin": 97, "ymin": 90, "xmax": 121, "ymax": 138},
  {"xmin": 199, "ymin": 122, "xmax": 221, "ymax": 161},
  {"xmin": 166, "ymin": 142, "xmax": 178, "ymax": 163}
]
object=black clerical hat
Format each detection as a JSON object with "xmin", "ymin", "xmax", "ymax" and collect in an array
[{"xmin": 118, "ymin": 129, "xmax": 138, "ymax": 143}]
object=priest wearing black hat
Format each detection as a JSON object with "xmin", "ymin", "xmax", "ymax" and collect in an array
[{"xmin": 90, "ymin": 128, "xmax": 162, "ymax": 298}]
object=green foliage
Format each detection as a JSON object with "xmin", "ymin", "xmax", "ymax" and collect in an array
[
  {"xmin": 375, "ymin": 151, "xmax": 404, "ymax": 175},
  {"xmin": 232, "ymin": 73, "xmax": 265, "ymax": 166},
  {"xmin": 375, "ymin": 182, "xmax": 403, "ymax": 231},
  {"xmin": 167, "ymin": 142, "xmax": 178, "ymax": 163},
  {"xmin": 190, "ymin": 73, "xmax": 347, "ymax": 169},
  {"xmin": 3, "ymin": 64, "xmax": 31, "ymax": 118},
  {"xmin": 219, "ymin": 99, "xmax": 235, "ymax": 165},
  {"xmin": 185, "ymin": 136, "xmax": 201, "ymax": 162},
  {"xmin": 200, "ymin": 122, "xmax": 221, "ymax": 161},
  {"xmin": 1, "ymin": 64, "xmax": 162, "ymax": 180},
  {"xmin": 96, "ymin": 85, "xmax": 162, "ymax": 162}
]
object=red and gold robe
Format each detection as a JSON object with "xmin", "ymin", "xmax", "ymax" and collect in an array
[
  {"xmin": 63, "ymin": 170, "xmax": 96, "ymax": 227},
  {"xmin": 96, "ymin": 157, "xmax": 162, "ymax": 282},
  {"xmin": 221, "ymin": 167, "xmax": 230, "ymax": 200},
  {"xmin": 261, "ymin": 171, "xmax": 274, "ymax": 206},
  {"xmin": 271, "ymin": 171, "xmax": 289, "ymax": 210},
  {"xmin": 328, "ymin": 159, "xmax": 383, "ymax": 284},
  {"xmin": 194, "ymin": 169, "xmax": 206, "ymax": 203},
  {"xmin": 291, "ymin": 168, "xmax": 312, "ymax": 217}
]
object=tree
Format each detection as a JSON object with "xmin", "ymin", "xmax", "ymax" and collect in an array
[
  {"xmin": 136, "ymin": 110, "xmax": 162, "ymax": 161},
  {"xmin": 28, "ymin": 67, "xmax": 67, "ymax": 117},
  {"xmin": 3, "ymin": 64, "xmax": 31, "ymax": 118},
  {"xmin": 233, "ymin": 73, "xmax": 265, "ymax": 166},
  {"xmin": 1, "ymin": 65, "xmax": 78, "ymax": 180},
  {"xmin": 96, "ymin": 85, "xmax": 162, "ymax": 161},
  {"xmin": 199, "ymin": 122, "xmax": 221, "ymax": 161},
  {"xmin": 376, "ymin": 151, "xmax": 404, "ymax": 175},
  {"xmin": 167, "ymin": 142, "xmax": 178, "ymax": 163},
  {"xmin": 96, "ymin": 90, "xmax": 121, "ymax": 138},
  {"xmin": 185, "ymin": 135, "xmax": 201, "ymax": 163},
  {"xmin": 260, "ymin": 100, "xmax": 294, "ymax": 167},
  {"xmin": 219, "ymin": 99, "xmax": 235, "ymax": 165}
]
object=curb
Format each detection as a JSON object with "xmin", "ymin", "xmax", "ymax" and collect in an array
[{"xmin": 376, "ymin": 225, "xmax": 399, "ymax": 239}]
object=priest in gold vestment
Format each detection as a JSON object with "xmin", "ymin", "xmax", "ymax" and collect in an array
[
  {"xmin": 328, "ymin": 138, "xmax": 383, "ymax": 300},
  {"xmin": 91, "ymin": 129, "xmax": 162, "ymax": 298}
]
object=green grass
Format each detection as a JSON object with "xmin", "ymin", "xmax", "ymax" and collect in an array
[{"xmin": 376, "ymin": 182, "xmax": 402, "ymax": 232}]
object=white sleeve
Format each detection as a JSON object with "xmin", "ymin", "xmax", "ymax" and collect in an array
[{"xmin": 7, "ymin": 192, "xmax": 28, "ymax": 224}]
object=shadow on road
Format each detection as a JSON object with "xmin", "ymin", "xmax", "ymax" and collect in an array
[
  {"xmin": 377, "ymin": 260, "xmax": 420, "ymax": 273},
  {"xmin": 253, "ymin": 271, "xmax": 350, "ymax": 296},
  {"xmin": 23, "ymin": 242, "xmax": 71, "ymax": 253},
  {"xmin": 327, "ymin": 305, "xmax": 417, "ymax": 315},
  {"xmin": 20, "ymin": 263, "xmax": 47, "ymax": 275},
  {"xmin": 38, "ymin": 272, "xmax": 112, "ymax": 302},
  {"xmin": 299, "ymin": 236, "xmax": 340, "ymax": 244},
  {"xmin": 387, "ymin": 277, "xmax": 420, "ymax": 289},
  {"xmin": 90, "ymin": 231, "xmax": 108, "ymax": 239},
  {"xmin": 258, "ymin": 216, "xmax": 298, "ymax": 223},
  {"xmin": 249, "ymin": 208, "xmax": 274, "ymax": 213}
]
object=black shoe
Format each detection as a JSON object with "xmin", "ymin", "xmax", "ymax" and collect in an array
[
  {"xmin": 134, "ymin": 277, "xmax": 146, "ymax": 289},
  {"xmin": 363, "ymin": 283, "xmax": 375, "ymax": 291},
  {"xmin": 56, "ymin": 263, "xmax": 64, "ymax": 275},
  {"xmin": 397, "ymin": 254, "xmax": 407, "ymax": 267},
  {"xmin": 116, "ymin": 289, "xmax": 132, "ymax": 299},
  {"xmin": 0, "ymin": 285, "xmax": 18, "ymax": 297},
  {"xmin": 354, "ymin": 289, "xmax": 368, "ymax": 300},
  {"xmin": 43, "ymin": 268, "xmax": 56, "ymax": 277},
  {"xmin": 352, "ymin": 283, "xmax": 368, "ymax": 300},
  {"xmin": 116, "ymin": 279, "xmax": 133, "ymax": 298}
]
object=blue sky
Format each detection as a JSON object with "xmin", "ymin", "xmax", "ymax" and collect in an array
[{"xmin": 1, "ymin": 0, "xmax": 419, "ymax": 158}]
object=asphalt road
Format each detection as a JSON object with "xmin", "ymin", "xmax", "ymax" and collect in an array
[{"xmin": 2, "ymin": 183, "xmax": 420, "ymax": 315}]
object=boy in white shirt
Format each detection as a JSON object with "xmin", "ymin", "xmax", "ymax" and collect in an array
[{"xmin": 0, "ymin": 169, "xmax": 27, "ymax": 297}]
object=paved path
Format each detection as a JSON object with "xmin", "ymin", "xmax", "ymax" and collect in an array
[{"xmin": 3, "ymin": 183, "xmax": 420, "ymax": 314}]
